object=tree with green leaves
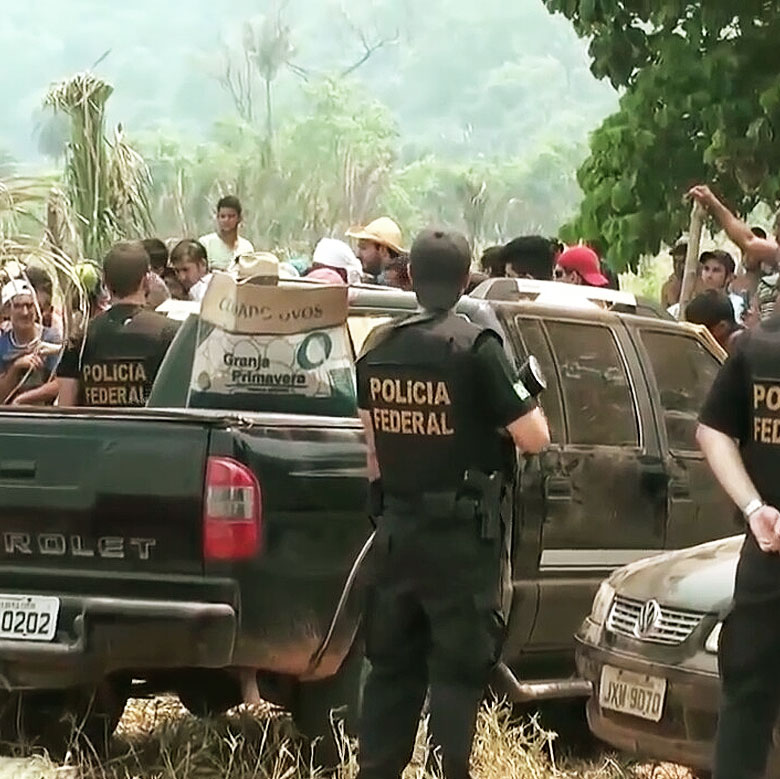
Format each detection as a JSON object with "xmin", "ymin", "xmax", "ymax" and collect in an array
[
  {"xmin": 142, "ymin": 78, "xmax": 397, "ymax": 252},
  {"xmin": 545, "ymin": 0, "xmax": 780, "ymax": 270}
]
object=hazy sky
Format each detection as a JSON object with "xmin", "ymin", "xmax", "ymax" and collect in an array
[{"xmin": 0, "ymin": 0, "xmax": 617, "ymax": 163}]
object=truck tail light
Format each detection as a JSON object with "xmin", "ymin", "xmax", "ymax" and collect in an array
[{"xmin": 204, "ymin": 456, "xmax": 262, "ymax": 561}]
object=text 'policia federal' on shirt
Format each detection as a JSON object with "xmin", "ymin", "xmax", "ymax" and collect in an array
[
  {"xmin": 58, "ymin": 304, "xmax": 179, "ymax": 408},
  {"xmin": 81, "ymin": 360, "xmax": 150, "ymax": 406},
  {"xmin": 752, "ymin": 381, "xmax": 780, "ymax": 445},
  {"xmin": 368, "ymin": 377, "xmax": 454, "ymax": 436}
]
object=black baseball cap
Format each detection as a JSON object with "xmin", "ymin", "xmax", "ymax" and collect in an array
[
  {"xmin": 410, "ymin": 228, "xmax": 472, "ymax": 310},
  {"xmin": 699, "ymin": 249, "xmax": 735, "ymax": 276}
]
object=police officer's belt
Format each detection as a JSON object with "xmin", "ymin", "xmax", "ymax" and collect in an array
[{"xmin": 385, "ymin": 469, "xmax": 504, "ymax": 538}]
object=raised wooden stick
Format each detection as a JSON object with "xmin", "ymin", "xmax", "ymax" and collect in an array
[{"xmin": 679, "ymin": 201, "xmax": 706, "ymax": 321}]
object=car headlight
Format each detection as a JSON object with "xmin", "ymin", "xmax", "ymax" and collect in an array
[
  {"xmin": 705, "ymin": 622, "xmax": 722, "ymax": 654},
  {"xmin": 590, "ymin": 581, "xmax": 615, "ymax": 626}
]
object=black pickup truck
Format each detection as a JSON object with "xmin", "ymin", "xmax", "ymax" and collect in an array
[{"xmin": 0, "ymin": 281, "xmax": 736, "ymax": 752}]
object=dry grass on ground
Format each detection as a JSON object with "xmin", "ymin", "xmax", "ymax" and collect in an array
[{"xmin": 0, "ymin": 696, "xmax": 696, "ymax": 779}]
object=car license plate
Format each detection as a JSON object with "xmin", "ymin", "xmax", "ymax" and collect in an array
[
  {"xmin": 599, "ymin": 665, "xmax": 667, "ymax": 722},
  {"xmin": 0, "ymin": 595, "xmax": 59, "ymax": 642}
]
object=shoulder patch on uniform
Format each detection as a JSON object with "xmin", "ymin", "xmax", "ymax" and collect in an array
[{"xmin": 513, "ymin": 379, "xmax": 531, "ymax": 401}]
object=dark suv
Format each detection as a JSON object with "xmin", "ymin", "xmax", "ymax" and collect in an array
[{"xmin": 466, "ymin": 280, "xmax": 736, "ymax": 681}]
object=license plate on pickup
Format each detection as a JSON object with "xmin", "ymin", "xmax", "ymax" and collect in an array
[
  {"xmin": 599, "ymin": 665, "xmax": 667, "ymax": 722},
  {"xmin": 0, "ymin": 595, "xmax": 59, "ymax": 642}
]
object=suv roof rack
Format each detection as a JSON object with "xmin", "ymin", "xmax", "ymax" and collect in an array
[
  {"xmin": 469, "ymin": 277, "xmax": 638, "ymax": 309},
  {"xmin": 467, "ymin": 277, "xmax": 651, "ymax": 313}
]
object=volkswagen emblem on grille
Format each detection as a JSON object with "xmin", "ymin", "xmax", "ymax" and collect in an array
[{"xmin": 634, "ymin": 599, "xmax": 661, "ymax": 639}]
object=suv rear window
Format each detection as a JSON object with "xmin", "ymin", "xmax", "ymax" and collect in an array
[
  {"xmin": 545, "ymin": 321, "xmax": 639, "ymax": 447},
  {"xmin": 640, "ymin": 330, "xmax": 721, "ymax": 452},
  {"xmin": 512, "ymin": 317, "xmax": 564, "ymax": 444}
]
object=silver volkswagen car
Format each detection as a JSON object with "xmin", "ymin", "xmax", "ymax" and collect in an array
[{"xmin": 574, "ymin": 535, "xmax": 780, "ymax": 777}]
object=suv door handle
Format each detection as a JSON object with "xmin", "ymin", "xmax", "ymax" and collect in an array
[
  {"xmin": 669, "ymin": 479, "xmax": 691, "ymax": 500},
  {"xmin": 0, "ymin": 460, "xmax": 36, "ymax": 479},
  {"xmin": 639, "ymin": 463, "xmax": 667, "ymax": 494},
  {"xmin": 544, "ymin": 476, "xmax": 572, "ymax": 501}
]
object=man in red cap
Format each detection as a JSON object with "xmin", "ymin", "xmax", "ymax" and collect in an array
[{"xmin": 554, "ymin": 246, "xmax": 609, "ymax": 287}]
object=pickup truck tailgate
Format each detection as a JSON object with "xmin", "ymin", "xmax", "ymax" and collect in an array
[{"xmin": 0, "ymin": 412, "xmax": 208, "ymax": 575}]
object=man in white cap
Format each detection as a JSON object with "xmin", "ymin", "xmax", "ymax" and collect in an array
[
  {"xmin": 0, "ymin": 279, "xmax": 61, "ymax": 404},
  {"xmin": 309, "ymin": 238, "xmax": 363, "ymax": 285},
  {"xmin": 346, "ymin": 217, "xmax": 406, "ymax": 284}
]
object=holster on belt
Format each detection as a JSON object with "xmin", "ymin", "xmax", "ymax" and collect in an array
[
  {"xmin": 367, "ymin": 479, "xmax": 384, "ymax": 527},
  {"xmin": 462, "ymin": 469, "xmax": 504, "ymax": 540}
]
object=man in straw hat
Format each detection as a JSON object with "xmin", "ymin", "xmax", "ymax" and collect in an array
[
  {"xmin": 346, "ymin": 217, "xmax": 406, "ymax": 284},
  {"xmin": 230, "ymin": 251, "xmax": 280, "ymax": 282}
]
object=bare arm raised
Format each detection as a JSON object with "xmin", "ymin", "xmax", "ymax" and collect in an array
[{"xmin": 688, "ymin": 185, "xmax": 778, "ymax": 270}]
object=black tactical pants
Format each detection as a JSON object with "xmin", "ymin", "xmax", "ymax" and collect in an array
[
  {"xmin": 357, "ymin": 494, "xmax": 505, "ymax": 779},
  {"xmin": 714, "ymin": 597, "xmax": 780, "ymax": 779}
]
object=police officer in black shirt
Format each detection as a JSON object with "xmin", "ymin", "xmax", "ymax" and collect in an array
[
  {"xmin": 355, "ymin": 228, "xmax": 550, "ymax": 779},
  {"xmin": 698, "ymin": 317, "xmax": 780, "ymax": 779},
  {"xmin": 58, "ymin": 241, "xmax": 179, "ymax": 407}
]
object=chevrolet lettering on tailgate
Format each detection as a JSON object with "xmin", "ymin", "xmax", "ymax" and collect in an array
[{"xmin": 2, "ymin": 533, "xmax": 157, "ymax": 560}]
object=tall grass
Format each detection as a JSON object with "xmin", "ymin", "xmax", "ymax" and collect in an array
[{"xmin": 0, "ymin": 696, "xmax": 696, "ymax": 779}]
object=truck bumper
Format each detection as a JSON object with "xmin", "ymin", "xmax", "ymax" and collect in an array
[{"xmin": 0, "ymin": 596, "xmax": 237, "ymax": 689}]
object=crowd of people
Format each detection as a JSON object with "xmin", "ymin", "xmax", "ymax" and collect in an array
[
  {"xmin": 0, "ymin": 195, "xmax": 420, "ymax": 409},
  {"xmin": 475, "ymin": 187, "xmax": 780, "ymax": 354},
  {"xmin": 656, "ymin": 185, "xmax": 780, "ymax": 352},
  {"xmin": 1, "ymin": 182, "xmax": 779, "ymax": 409}
]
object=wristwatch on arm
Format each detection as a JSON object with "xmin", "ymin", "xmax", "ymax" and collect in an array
[{"xmin": 742, "ymin": 498, "xmax": 765, "ymax": 520}]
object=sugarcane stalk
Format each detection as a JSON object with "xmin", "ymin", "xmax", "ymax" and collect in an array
[{"xmin": 680, "ymin": 201, "xmax": 706, "ymax": 321}]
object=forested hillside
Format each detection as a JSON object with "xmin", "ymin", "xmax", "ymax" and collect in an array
[{"xmin": 1, "ymin": 0, "xmax": 618, "ymax": 250}]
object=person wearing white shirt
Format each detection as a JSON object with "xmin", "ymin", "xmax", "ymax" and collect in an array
[
  {"xmin": 170, "ymin": 239, "xmax": 213, "ymax": 302},
  {"xmin": 198, "ymin": 195, "xmax": 255, "ymax": 271},
  {"xmin": 667, "ymin": 249, "xmax": 745, "ymax": 322}
]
